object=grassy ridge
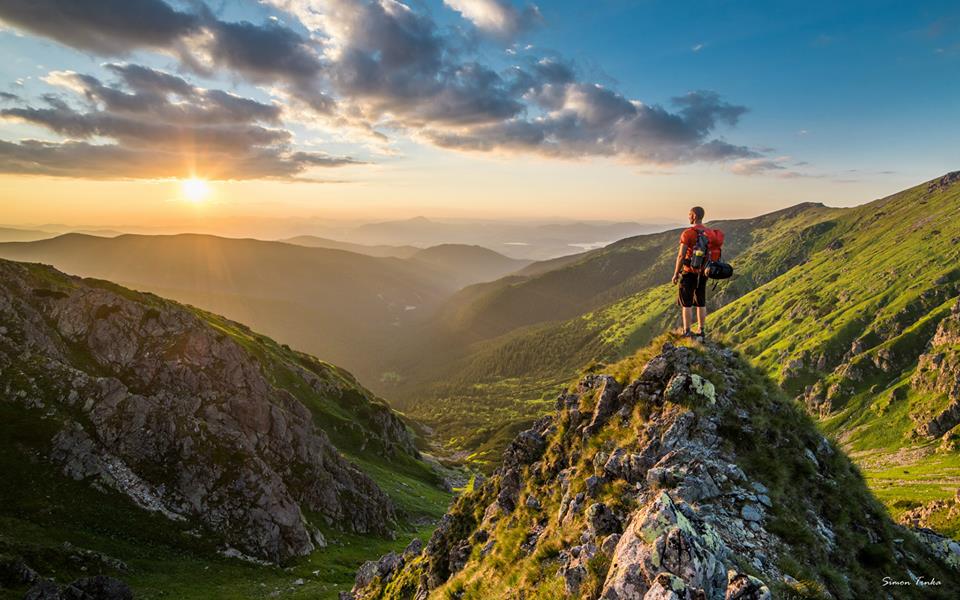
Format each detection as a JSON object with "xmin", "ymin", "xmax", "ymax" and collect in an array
[
  {"xmin": 392, "ymin": 202, "xmax": 841, "ymax": 463},
  {"xmin": 388, "ymin": 174, "xmax": 960, "ymax": 540}
]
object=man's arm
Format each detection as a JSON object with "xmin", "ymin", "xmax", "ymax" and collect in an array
[{"xmin": 672, "ymin": 243, "xmax": 687, "ymax": 285}]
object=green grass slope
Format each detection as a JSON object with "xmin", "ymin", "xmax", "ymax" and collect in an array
[
  {"xmin": 388, "ymin": 202, "xmax": 841, "ymax": 465},
  {"xmin": 711, "ymin": 171, "xmax": 960, "ymax": 538}
]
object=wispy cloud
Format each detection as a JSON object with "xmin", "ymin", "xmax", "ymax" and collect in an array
[{"xmin": 730, "ymin": 156, "xmax": 816, "ymax": 178}]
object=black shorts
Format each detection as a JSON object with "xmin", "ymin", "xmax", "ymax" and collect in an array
[{"xmin": 678, "ymin": 272, "xmax": 706, "ymax": 307}]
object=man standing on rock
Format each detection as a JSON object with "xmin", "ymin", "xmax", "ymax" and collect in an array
[{"xmin": 672, "ymin": 206, "xmax": 723, "ymax": 340}]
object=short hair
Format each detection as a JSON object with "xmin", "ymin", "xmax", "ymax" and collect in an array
[{"xmin": 691, "ymin": 206, "xmax": 705, "ymax": 220}]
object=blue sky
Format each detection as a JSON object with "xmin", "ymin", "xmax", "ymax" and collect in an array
[{"xmin": 0, "ymin": 1, "xmax": 957, "ymax": 226}]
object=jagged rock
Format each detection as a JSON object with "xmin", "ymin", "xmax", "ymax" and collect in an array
[
  {"xmin": 0, "ymin": 261, "xmax": 404, "ymax": 562},
  {"xmin": 640, "ymin": 355, "xmax": 672, "ymax": 383},
  {"xmin": 354, "ymin": 561, "xmax": 380, "ymax": 589},
  {"xmin": 586, "ymin": 475, "xmax": 604, "ymax": 498},
  {"xmin": 740, "ymin": 505, "xmax": 762, "ymax": 522},
  {"xmin": 724, "ymin": 571, "xmax": 771, "ymax": 600},
  {"xmin": 664, "ymin": 373, "xmax": 716, "ymax": 405},
  {"xmin": 604, "ymin": 448, "xmax": 648, "ymax": 483},
  {"xmin": 926, "ymin": 170, "xmax": 960, "ymax": 194},
  {"xmin": 643, "ymin": 572, "xmax": 690, "ymax": 600},
  {"xmin": 602, "ymin": 492, "xmax": 727, "ymax": 600},
  {"xmin": 601, "ymin": 533, "xmax": 621, "ymax": 556},
  {"xmin": 496, "ymin": 468, "xmax": 522, "ymax": 513},
  {"xmin": 525, "ymin": 494, "xmax": 542, "ymax": 510},
  {"xmin": 448, "ymin": 540, "xmax": 471, "ymax": 575},
  {"xmin": 588, "ymin": 502, "xmax": 621, "ymax": 536},
  {"xmin": 646, "ymin": 467, "xmax": 678, "ymax": 490},
  {"xmin": 503, "ymin": 419, "xmax": 549, "ymax": 468},
  {"xmin": 912, "ymin": 528, "xmax": 960, "ymax": 569},
  {"xmin": 403, "ymin": 538, "xmax": 423, "ymax": 559},
  {"xmin": 24, "ymin": 580, "xmax": 61, "ymax": 600},
  {"xmin": 584, "ymin": 376, "xmax": 623, "ymax": 437}
]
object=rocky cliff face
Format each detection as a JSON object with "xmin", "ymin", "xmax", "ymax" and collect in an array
[
  {"xmin": 0, "ymin": 259, "xmax": 418, "ymax": 563},
  {"xmin": 911, "ymin": 299, "xmax": 960, "ymax": 438},
  {"xmin": 347, "ymin": 339, "xmax": 960, "ymax": 599}
]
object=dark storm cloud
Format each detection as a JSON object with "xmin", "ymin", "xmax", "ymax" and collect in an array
[
  {"xmin": 0, "ymin": 0, "xmax": 201, "ymax": 55},
  {"xmin": 425, "ymin": 86, "xmax": 755, "ymax": 163},
  {"xmin": 0, "ymin": 0, "xmax": 330, "ymax": 113},
  {"xmin": 0, "ymin": 66, "xmax": 360, "ymax": 180},
  {"xmin": 1, "ymin": 0, "xmax": 761, "ymax": 169}
]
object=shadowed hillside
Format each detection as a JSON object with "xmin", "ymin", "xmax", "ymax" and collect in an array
[{"xmin": 0, "ymin": 259, "xmax": 451, "ymax": 598}]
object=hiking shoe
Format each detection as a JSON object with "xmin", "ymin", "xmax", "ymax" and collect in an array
[
  {"xmin": 695, "ymin": 330, "xmax": 707, "ymax": 341},
  {"xmin": 680, "ymin": 330, "xmax": 694, "ymax": 339}
]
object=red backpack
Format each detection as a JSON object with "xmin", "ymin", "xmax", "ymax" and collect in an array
[{"xmin": 688, "ymin": 227, "xmax": 724, "ymax": 270}]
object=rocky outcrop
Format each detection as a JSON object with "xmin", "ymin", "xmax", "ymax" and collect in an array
[
  {"xmin": 350, "ymin": 340, "xmax": 960, "ymax": 599},
  {"xmin": 926, "ymin": 171, "xmax": 960, "ymax": 195},
  {"xmin": 912, "ymin": 299, "xmax": 960, "ymax": 437},
  {"xmin": 0, "ymin": 260, "xmax": 407, "ymax": 562}
]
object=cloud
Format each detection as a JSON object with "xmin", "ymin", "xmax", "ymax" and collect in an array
[
  {"xmin": 425, "ymin": 87, "xmax": 755, "ymax": 163},
  {"xmin": 691, "ymin": 43, "xmax": 704, "ymax": 52},
  {"xmin": 730, "ymin": 156, "xmax": 819, "ymax": 178},
  {"xmin": 443, "ymin": 0, "xmax": 541, "ymax": 40},
  {"xmin": 1, "ymin": 0, "xmax": 762, "ymax": 172},
  {"xmin": 0, "ymin": 65, "xmax": 361, "ymax": 180},
  {"xmin": 0, "ymin": 0, "xmax": 330, "ymax": 113},
  {"xmin": 0, "ymin": 0, "xmax": 201, "ymax": 55}
]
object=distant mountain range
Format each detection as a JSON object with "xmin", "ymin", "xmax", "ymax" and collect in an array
[
  {"xmin": 283, "ymin": 235, "xmax": 422, "ymax": 258},
  {"xmin": 0, "ymin": 226, "xmax": 56, "ymax": 243},
  {"xmin": 0, "ymin": 234, "xmax": 530, "ymax": 386},
  {"xmin": 338, "ymin": 216, "xmax": 672, "ymax": 260},
  {"xmin": 1, "ymin": 217, "xmax": 674, "ymax": 261}
]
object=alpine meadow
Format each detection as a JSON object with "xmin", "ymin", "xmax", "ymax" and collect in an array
[{"xmin": 1, "ymin": 1, "xmax": 959, "ymax": 600}]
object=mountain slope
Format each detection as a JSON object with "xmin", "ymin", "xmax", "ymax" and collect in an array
[
  {"xmin": 282, "ymin": 235, "xmax": 421, "ymax": 259},
  {"xmin": 708, "ymin": 171, "xmax": 960, "ymax": 537},
  {"xmin": 385, "ymin": 202, "xmax": 841, "ymax": 460},
  {"xmin": 0, "ymin": 226, "xmax": 54, "ymax": 242},
  {"xmin": 0, "ymin": 233, "xmax": 455, "ymax": 385},
  {"xmin": 348, "ymin": 338, "xmax": 960, "ymax": 599},
  {"xmin": 0, "ymin": 259, "xmax": 450, "ymax": 597},
  {"xmin": 426, "ymin": 202, "xmax": 834, "ymax": 344},
  {"xmin": 408, "ymin": 245, "xmax": 531, "ymax": 289}
]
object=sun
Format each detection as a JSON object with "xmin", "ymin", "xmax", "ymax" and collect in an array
[{"xmin": 181, "ymin": 177, "xmax": 211, "ymax": 203}]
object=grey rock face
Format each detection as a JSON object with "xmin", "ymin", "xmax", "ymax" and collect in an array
[
  {"xmin": 587, "ymin": 502, "xmax": 621, "ymax": 537},
  {"xmin": 0, "ymin": 260, "xmax": 399, "ymax": 562}
]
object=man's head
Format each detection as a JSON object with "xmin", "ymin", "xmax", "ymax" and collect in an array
[{"xmin": 689, "ymin": 206, "xmax": 705, "ymax": 224}]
